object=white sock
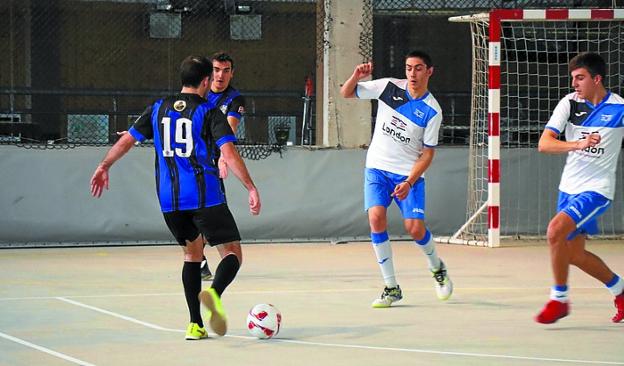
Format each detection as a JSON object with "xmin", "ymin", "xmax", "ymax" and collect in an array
[
  {"xmin": 550, "ymin": 285, "xmax": 569, "ymax": 303},
  {"xmin": 606, "ymin": 274, "xmax": 624, "ymax": 296},
  {"xmin": 371, "ymin": 231, "xmax": 397, "ymax": 288},
  {"xmin": 414, "ymin": 229, "xmax": 441, "ymax": 271}
]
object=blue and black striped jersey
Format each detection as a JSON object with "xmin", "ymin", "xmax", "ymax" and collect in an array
[{"xmin": 129, "ymin": 93, "xmax": 237, "ymax": 212}]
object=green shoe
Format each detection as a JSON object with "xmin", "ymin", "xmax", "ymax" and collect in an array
[
  {"xmin": 185, "ymin": 322, "xmax": 208, "ymax": 340},
  {"xmin": 372, "ymin": 285, "xmax": 403, "ymax": 308},
  {"xmin": 199, "ymin": 288, "xmax": 227, "ymax": 336}
]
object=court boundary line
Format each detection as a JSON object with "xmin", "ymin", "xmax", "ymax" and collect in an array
[
  {"xmin": 0, "ymin": 286, "xmax": 607, "ymax": 302},
  {"xmin": 0, "ymin": 331, "xmax": 97, "ymax": 366},
  {"xmin": 53, "ymin": 297, "xmax": 624, "ymax": 365}
]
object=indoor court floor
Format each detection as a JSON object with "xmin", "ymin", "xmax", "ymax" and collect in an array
[{"xmin": 1, "ymin": 241, "xmax": 623, "ymax": 366}]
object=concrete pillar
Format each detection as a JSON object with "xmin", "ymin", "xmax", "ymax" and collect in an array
[{"xmin": 320, "ymin": 0, "xmax": 371, "ymax": 148}]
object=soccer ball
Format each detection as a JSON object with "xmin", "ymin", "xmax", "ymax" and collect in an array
[{"xmin": 246, "ymin": 303, "xmax": 281, "ymax": 339}]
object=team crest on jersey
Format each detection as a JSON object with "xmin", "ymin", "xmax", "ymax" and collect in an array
[
  {"xmin": 390, "ymin": 116, "xmax": 407, "ymax": 131},
  {"xmin": 219, "ymin": 105, "xmax": 228, "ymax": 115},
  {"xmin": 173, "ymin": 100, "xmax": 186, "ymax": 112},
  {"xmin": 601, "ymin": 114, "xmax": 613, "ymax": 122}
]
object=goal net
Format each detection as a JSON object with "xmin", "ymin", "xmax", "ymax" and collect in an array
[{"xmin": 443, "ymin": 9, "xmax": 624, "ymax": 247}]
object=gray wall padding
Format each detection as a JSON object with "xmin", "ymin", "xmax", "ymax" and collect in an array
[{"xmin": 1, "ymin": 146, "xmax": 622, "ymax": 246}]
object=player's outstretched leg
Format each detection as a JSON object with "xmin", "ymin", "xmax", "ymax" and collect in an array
[
  {"xmin": 199, "ymin": 251, "xmax": 241, "ymax": 336},
  {"xmin": 415, "ymin": 229, "xmax": 453, "ymax": 300},
  {"xmin": 200, "ymin": 255, "xmax": 213, "ymax": 281},
  {"xmin": 370, "ymin": 231, "xmax": 402, "ymax": 308}
]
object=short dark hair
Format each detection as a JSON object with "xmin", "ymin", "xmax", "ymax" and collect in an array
[
  {"xmin": 405, "ymin": 50, "xmax": 433, "ymax": 68},
  {"xmin": 180, "ymin": 56, "xmax": 212, "ymax": 87},
  {"xmin": 211, "ymin": 51, "xmax": 235, "ymax": 70},
  {"xmin": 569, "ymin": 52, "xmax": 606, "ymax": 79}
]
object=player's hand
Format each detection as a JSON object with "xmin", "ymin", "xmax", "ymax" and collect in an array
[
  {"xmin": 576, "ymin": 132, "xmax": 601, "ymax": 150},
  {"xmin": 90, "ymin": 165, "xmax": 110, "ymax": 198},
  {"xmin": 391, "ymin": 181, "xmax": 411, "ymax": 201},
  {"xmin": 353, "ymin": 62, "xmax": 373, "ymax": 80},
  {"xmin": 218, "ymin": 157, "xmax": 228, "ymax": 179},
  {"xmin": 248, "ymin": 188, "xmax": 261, "ymax": 215}
]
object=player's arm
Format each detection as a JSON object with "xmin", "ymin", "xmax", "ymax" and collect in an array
[
  {"xmin": 90, "ymin": 132, "xmax": 137, "ymax": 198},
  {"xmin": 220, "ymin": 142, "xmax": 261, "ymax": 215},
  {"xmin": 340, "ymin": 62, "xmax": 373, "ymax": 98},
  {"xmin": 538, "ymin": 128, "xmax": 600, "ymax": 154},
  {"xmin": 392, "ymin": 148, "xmax": 435, "ymax": 201},
  {"xmin": 226, "ymin": 95, "xmax": 245, "ymax": 134}
]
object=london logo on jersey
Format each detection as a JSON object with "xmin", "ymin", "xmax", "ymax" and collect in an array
[
  {"xmin": 578, "ymin": 131, "xmax": 605, "ymax": 156},
  {"xmin": 382, "ymin": 116, "xmax": 411, "ymax": 144},
  {"xmin": 173, "ymin": 100, "xmax": 186, "ymax": 112},
  {"xmin": 413, "ymin": 108, "xmax": 425, "ymax": 118}
]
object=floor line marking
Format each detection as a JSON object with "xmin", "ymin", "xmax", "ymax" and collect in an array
[
  {"xmin": 0, "ymin": 331, "xmax": 97, "ymax": 366},
  {"xmin": 56, "ymin": 297, "xmax": 182, "ymax": 333},
  {"xmin": 0, "ymin": 286, "xmax": 606, "ymax": 301},
  {"xmin": 55, "ymin": 298, "xmax": 622, "ymax": 365}
]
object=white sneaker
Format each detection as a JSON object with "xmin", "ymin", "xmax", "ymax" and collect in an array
[
  {"xmin": 432, "ymin": 261, "xmax": 453, "ymax": 301},
  {"xmin": 371, "ymin": 285, "xmax": 403, "ymax": 308}
]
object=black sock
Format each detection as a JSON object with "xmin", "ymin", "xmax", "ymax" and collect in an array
[
  {"xmin": 211, "ymin": 254, "xmax": 240, "ymax": 297},
  {"xmin": 182, "ymin": 261, "xmax": 203, "ymax": 327}
]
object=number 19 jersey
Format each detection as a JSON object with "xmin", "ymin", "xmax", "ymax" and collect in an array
[{"xmin": 128, "ymin": 93, "xmax": 237, "ymax": 212}]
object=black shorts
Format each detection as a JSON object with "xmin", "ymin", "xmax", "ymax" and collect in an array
[{"xmin": 163, "ymin": 204, "xmax": 241, "ymax": 246}]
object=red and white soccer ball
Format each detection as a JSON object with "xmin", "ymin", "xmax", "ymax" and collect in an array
[{"xmin": 247, "ymin": 303, "xmax": 281, "ymax": 339}]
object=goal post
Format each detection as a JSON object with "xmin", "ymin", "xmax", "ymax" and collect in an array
[{"xmin": 438, "ymin": 9, "xmax": 624, "ymax": 247}]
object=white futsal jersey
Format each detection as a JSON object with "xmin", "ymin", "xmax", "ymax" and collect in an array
[
  {"xmin": 546, "ymin": 92, "xmax": 624, "ymax": 200},
  {"xmin": 357, "ymin": 78, "xmax": 442, "ymax": 176}
]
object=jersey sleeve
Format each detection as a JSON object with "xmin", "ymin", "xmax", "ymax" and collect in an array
[
  {"xmin": 545, "ymin": 97, "xmax": 570, "ymax": 135},
  {"xmin": 227, "ymin": 95, "xmax": 246, "ymax": 120},
  {"xmin": 356, "ymin": 78, "xmax": 388, "ymax": 100},
  {"xmin": 128, "ymin": 104, "xmax": 154, "ymax": 142},
  {"xmin": 209, "ymin": 108, "xmax": 237, "ymax": 147},
  {"xmin": 423, "ymin": 110, "xmax": 442, "ymax": 147}
]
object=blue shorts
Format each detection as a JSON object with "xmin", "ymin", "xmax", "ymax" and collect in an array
[
  {"xmin": 557, "ymin": 191, "xmax": 611, "ymax": 240},
  {"xmin": 364, "ymin": 168, "xmax": 425, "ymax": 220}
]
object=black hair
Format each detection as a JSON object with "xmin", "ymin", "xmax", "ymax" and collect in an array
[
  {"xmin": 405, "ymin": 50, "xmax": 433, "ymax": 68},
  {"xmin": 180, "ymin": 55, "xmax": 212, "ymax": 88},
  {"xmin": 569, "ymin": 52, "xmax": 606, "ymax": 79},
  {"xmin": 211, "ymin": 51, "xmax": 235, "ymax": 70}
]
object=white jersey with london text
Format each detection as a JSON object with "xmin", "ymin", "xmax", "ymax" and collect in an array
[
  {"xmin": 357, "ymin": 78, "xmax": 442, "ymax": 176},
  {"xmin": 546, "ymin": 92, "xmax": 624, "ymax": 200}
]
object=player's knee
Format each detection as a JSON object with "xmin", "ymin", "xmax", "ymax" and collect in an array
[
  {"xmin": 546, "ymin": 221, "xmax": 567, "ymax": 245},
  {"xmin": 407, "ymin": 225, "xmax": 426, "ymax": 241}
]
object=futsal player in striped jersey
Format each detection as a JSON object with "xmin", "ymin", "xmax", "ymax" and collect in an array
[
  {"xmin": 340, "ymin": 50, "xmax": 453, "ymax": 308},
  {"xmin": 536, "ymin": 52, "xmax": 624, "ymax": 324},
  {"xmin": 90, "ymin": 55, "xmax": 261, "ymax": 338}
]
